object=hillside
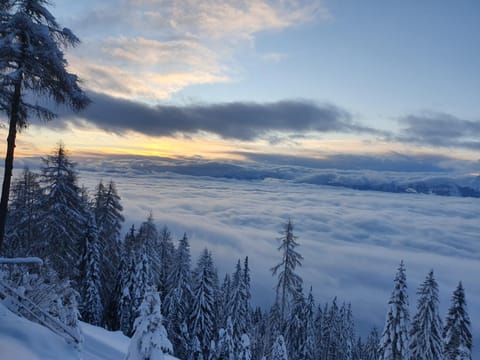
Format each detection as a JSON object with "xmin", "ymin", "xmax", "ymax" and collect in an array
[{"xmin": 0, "ymin": 303, "xmax": 179, "ymax": 360}]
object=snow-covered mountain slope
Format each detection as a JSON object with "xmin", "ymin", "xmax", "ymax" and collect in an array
[
  {"xmin": 0, "ymin": 303, "xmax": 77, "ymax": 360},
  {"xmin": 0, "ymin": 303, "xmax": 179, "ymax": 360}
]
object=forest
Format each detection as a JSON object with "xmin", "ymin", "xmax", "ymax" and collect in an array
[{"xmin": 0, "ymin": 144, "xmax": 473, "ymax": 360}]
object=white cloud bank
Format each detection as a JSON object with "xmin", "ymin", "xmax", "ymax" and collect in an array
[{"xmin": 73, "ymin": 167, "xmax": 480, "ymax": 354}]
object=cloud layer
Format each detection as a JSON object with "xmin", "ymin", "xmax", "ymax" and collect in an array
[
  {"xmin": 63, "ymin": 0, "xmax": 326, "ymax": 100},
  {"xmin": 62, "ymin": 92, "xmax": 379, "ymax": 140},
  {"xmin": 69, "ymin": 165, "xmax": 480, "ymax": 357},
  {"xmin": 398, "ymin": 112, "xmax": 480, "ymax": 150}
]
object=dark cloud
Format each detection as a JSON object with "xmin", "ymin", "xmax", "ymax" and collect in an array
[
  {"xmin": 60, "ymin": 92, "xmax": 382, "ymax": 141},
  {"xmin": 233, "ymin": 152, "xmax": 469, "ymax": 172},
  {"xmin": 398, "ymin": 112, "xmax": 480, "ymax": 150}
]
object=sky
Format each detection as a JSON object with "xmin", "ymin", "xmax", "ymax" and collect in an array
[{"xmin": 3, "ymin": 0, "xmax": 480, "ymax": 165}]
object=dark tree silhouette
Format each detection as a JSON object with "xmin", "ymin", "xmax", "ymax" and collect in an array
[{"xmin": 0, "ymin": 0, "xmax": 90, "ymax": 250}]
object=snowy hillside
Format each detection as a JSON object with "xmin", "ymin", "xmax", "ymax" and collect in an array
[{"xmin": 0, "ymin": 303, "xmax": 179, "ymax": 360}]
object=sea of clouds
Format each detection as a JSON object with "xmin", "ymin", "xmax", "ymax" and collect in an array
[
  {"xmin": 74, "ymin": 167, "xmax": 480, "ymax": 353},
  {"xmin": 14, "ymin": 155, "xmax": 480, "ymax": 354}
]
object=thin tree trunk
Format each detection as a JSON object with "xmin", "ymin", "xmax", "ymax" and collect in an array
[{"xmin": 0, "ymin": 81, "xmax": 21, "ymax": 251}]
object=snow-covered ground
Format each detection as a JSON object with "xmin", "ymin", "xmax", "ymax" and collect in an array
[{"xmin": 0, "ymin": 303, "xmax": 179, "ymax": 360}]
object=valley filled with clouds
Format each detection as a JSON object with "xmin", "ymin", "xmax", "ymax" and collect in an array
[{"xmin": 64, "ymin": 159, "xmax": 480, "ymax": 356}]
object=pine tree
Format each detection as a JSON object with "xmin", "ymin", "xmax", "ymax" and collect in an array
[
  {"xmin": 442, "ymin": 282, "xmax": 472, "ymax": 360},
  {"xmin": 342, "ymin": 303, "xmax": 356, "ymax": 360},
  {"xmin": 271, "ymin": 335, "xmax": 288, "ymax": 360},
  {"xmin": 164, "ymin": 233, "xmax": 193, "ymax": 358},
  {"xmin": 363, "ymin": 327, "xmax": 380, "ymax": 360},
  {"xmin": 285, "ymin": 284, "xmax": 306, "ymax": 359},
  {"xmin": 301, "ymin": 287, "xmax": 316, "ymax": 360},
  {"xmin": 228, "ymin": 259, "xmax": 248, "ymax": 343},
  {"xmin": 238, "ymin": 334, "xmax": 252, "ymax": 360},
  {"xmin": 409, "ymin": 270, "xmax": 443, "ymax": 360},
  {"xmin": 216, "ymin": 317, "xmax": 235, "ymax": 360},
  {"xmin": 0, "ymin": 0, "xmax": 89, "ymax": 249},
  {"xmin": 218, "ymin": 273, "xmax": 232, "ymax": 329},
  {"xmin": 243, "ymin": 256, "xmax": 252, "ymax": 331},
  {"xmin": 131, "ymin": 245, "xmax": 153, "ymax": 323},
  {"xmin": 40, "ymin": 143, "xmax": 87, "ymax": 280},
  {"xmin": 80, "ymin": 215, "xmax": 103, "ymax": 326},
  {"xmin": 93, "ymin": 180, "xmax": 124, "ymax": 317},
  {"xmin": 4, "ymin": 168, "xmax": 42, "ymax": 256},
  {"xmin": 126, "ymin": 287, "xmax": 173, "ymax": 360},
  {"xmin": 443, "ymin": 282, "xmax": 472, "ymax": 360},
  {"xmin": 190, "ymin": 248, "xmax": 218, "ymax": 359},
  {"xmin": 323, "ymin": 298, "xmax": 341, "ymax": 360},
  {"xmin": 158, "ymin": 226, "xmax": 175, "ymax": 302},
  {"xmin": 378, "ymin": 261, "xmax": 410, "ymax": 360},
  {"xmin": 137, "ymin": 214, "xmax": 161, "ymax": 286},
  {"xmin": 314, "ymin": 304, "xmax": 324, "ymax": 360},
  {"xmin": 119, "ymin": 248, "xmax": 137, "ymax": 335},
  {"xmin": 271, "ymin": 219, "xmax": 303, "ymax": 319}
]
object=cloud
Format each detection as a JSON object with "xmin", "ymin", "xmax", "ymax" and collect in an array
[
  {"xmin": 68, "ymin": 56, "xmax": 227, "ymax": 101},
  {"xmin": 398, "ymin": 112, "xmax": 480, "ymax": 150},
  {"xmin": 61, "ymin": 92, "xmax": 380, "ymax": 140},
  {"xmin": 64, "ymin": 0, "xmax": 328, "ymax": 101},
  {"xmin": 66, "ymin": 164, "xmax": 480, "ymax": 356},
  {"xmin": 234, "ymin": 152, "xmax": 464, "ymax": 172}
]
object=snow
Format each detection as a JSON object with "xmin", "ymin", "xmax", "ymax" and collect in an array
[
  {"xmin": 0, "ymin": 303, "xmax": 77, "ymax": 360},
  {"xmin": 0, "ymin": 257, "xmax": 43, "ymax": 265},
  {"xmin": 0, "ymin": 302, "xmax": 180, "ymax": 360}
]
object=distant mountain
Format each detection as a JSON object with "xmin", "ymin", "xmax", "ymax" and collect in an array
[{"xmin": 299, "ymin": 172, "xmax": 480, "ymax": 198}]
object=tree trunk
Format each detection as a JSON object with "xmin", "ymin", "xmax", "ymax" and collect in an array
[{"xmin": 0, "ymin": 81, "xmax": 21, "ymax": 251}]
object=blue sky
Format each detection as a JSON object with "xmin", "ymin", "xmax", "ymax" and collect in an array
[{"xmin": 9, "ymin": 0, "xmax": 480, "ymax": 164}]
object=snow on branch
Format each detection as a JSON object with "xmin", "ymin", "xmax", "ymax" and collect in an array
[{"xmin": 0, "ymin": 257, "xmax": 43, "ymax": 265}]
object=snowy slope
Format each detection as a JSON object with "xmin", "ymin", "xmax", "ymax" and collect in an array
[
  {"xmin": 0, "ymin": 303, "xmax": 180, "ymax": 360},
  {"xmin": 0, "ymin": 303, "xmax": 78, "ymax": 360}
]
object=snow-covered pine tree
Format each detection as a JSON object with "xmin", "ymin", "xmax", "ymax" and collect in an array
[
  {"xmin": 158, "ymin": 226, "xmax": 175, "ymax": 303},
  {"xmin": 164, "ymin": 233, "xmax": 193, "ymax": 358},
  {"xmin": 271, "ymin": 335, "xmax": 289, "ymax": 360},
  {"xmin": 228, "ymin": 259, "xmax": 248, "ymax": 344},
  {"xmin": 323, "ymin": 298, "xmax": 341, "ymax": 360},
  {"xmin": 190, "ymin": 248, "xmax": 218, "ymax": 360},
  {"xmin": 243, "ymin": 256, "xmax": 252, "ymax": 331},
  {"xmin": 3, "ymin": 168, "xmax": 42, "ymax": 256},
  {"xmin": 131, "ymin": 245, "xmax": 153, "ymax": 324},
  {"xmin": 40, "ymin": 143, "xmax": 87, "ymax": 280},
  {"xmin": 352, "ymin": 337, "xmax": 363, "ymax": 360},
  {"xmin": 119, "ymin": 257, "xmax": 136, "ymax": 334},
  {"xmin": 137, "ymin": 214, "xmax": 161, "ymax": 286},
  {"xmin": 0, "ymin": 0, "xmax": 89, "ymax": 249},
  {"xmin": 238, "ymin": 333, "xmax": 252, "ymax": 360},
  {"xmin": 266, "ymin": 302, "xmax": 284, "ymax": 359},
  {"xmin": 314, "ymin": 303, "xmax": 324, "ymax": 359},
  {"xmin": 285, "ymin": 283, "xmax": 306, "ymax": 359},
  {"xmin": 342, "ymin": 303, "xmax": 356, "ymax": 360},
  {"xmin": 126, "ymin": 287, "xmax": 173, "ymax": 360},
  {"xmin": 190, "ymin": 336, "xmax": 204, "ymax": 360},
  {"xmin": 271, "ymin": 218, "xmax": 303, "ymax": 320},
  {"xmin": 60, "ymin": 285, "xmax": 83, "ymax": 345},
  {"xmin": 378, "ymin": 261, "xmax": 410, "ymax": 360},
  {"xmin": 107, "ymin": 226, "xmax": 135, "ymax": 331},
  {"xmin": 250, "ymin": 307, "xmax": 267, "ymax": 360},
  {"xmin": 363, "ymin": 327, "xmax": 380, "ymax": 360},
  {"xmin": 80, "ymin": 214, "xmax": 103, "ymax": 326},
  {"xmin": 409, "ymin": 270, "xmax": 443, "ymax": 360},
  {"xmin": 301, "ymin": 287, "xmax": 316, "ymax": 360},
  {"xmin": 443, "ymin": 282, "xmax": 472, "ymax": 360},
  {"xmin": 93, "ymin": 180, "xmax": 124, "ymax": 318},
  {"xmin": 215, "ymin": 317, "xmax": 235, "ymax": 360},
  {"xmin": 218, "ymin": 273, "xmax": 232, "ymax": 329}
]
